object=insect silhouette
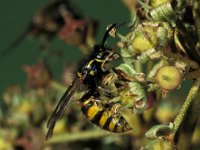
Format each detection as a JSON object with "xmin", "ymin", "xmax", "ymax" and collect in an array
[{"xmin": 46, "ymin": 22, "xmax": 126, "ymax": 139}]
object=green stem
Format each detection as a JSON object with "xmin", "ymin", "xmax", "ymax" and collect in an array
[
  {"xmin": 134, "ymin": 61, "xmax": 143, "ymax": 73},
  {"xmin": 130, "ymin": 9, "xmax": 140, "ymax": 28},
  {"xmin": 46, "ymin": 130, "xmax": 111, "ymax": 144},
  {"xmin": 175, "ymin": 79, "xmax": 200, "ymax": 149},
  {"xmin": 173, "ymin": 79, "xmax": 200, "ymax": 133}
]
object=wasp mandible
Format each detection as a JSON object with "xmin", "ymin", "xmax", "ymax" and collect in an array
[{"xmin": 46, "ymin": 22, "xmax": 126, "ymax": 139}]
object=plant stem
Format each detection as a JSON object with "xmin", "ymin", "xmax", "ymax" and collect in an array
[
  {"xmin": 175, "ymin": 79, "xmax": 200, "ymax": 149},
  {"xmin": 46, "ymin": 130, "xmax": 111, "ymax": 144},
  {"xmin": 172, "ymin": 79, "xmax": 200, "ymax": 133}
]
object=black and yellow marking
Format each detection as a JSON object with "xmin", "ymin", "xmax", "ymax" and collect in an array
[
  {"xmin": 91, "ymin": 110, "xmax": 105, "ymax": 125},
  {"xmin": 81, "ymin": 101, "xmax": 100, "ymax": 120},
  {"xmin": 80, "ymin": 96, "xmax": 131, "ymax": 133},
  {"xmin": 99, "ymin": 111, "xmax": 110, "ymax": 127},
  {"xmin": 102, "ymin": 116, "xmax": 113, "ymax": 129},
  {"xmin": 95, "ymin": 58, "xmax": 104, "ymax": 62},
  {"xmin": 108, "ymin": 118, "xmax": 118, "ymax": 132},
  {"xmin": 113, "ymin": 117, "xmax": 124, "ymax": 133}
]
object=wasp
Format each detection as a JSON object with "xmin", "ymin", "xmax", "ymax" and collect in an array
[
  {"xmin": 0, "ymin": 0, "xmax": 98, "ymax": 57},
  {"xmin": 46, "ymin": 22, "xmax": 126, "ymax": 139},
  {"xmin": 78, "ymin": 63, "xmax": 147, "ymax": 134}
]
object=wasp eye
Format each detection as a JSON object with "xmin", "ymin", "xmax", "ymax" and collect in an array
[
  {"xmin": 96, "ymin": 52, "xmax": 103, "ymax": 59},
  {"xmin": 97, "ymin": 55, "xmax": 102, "ymax": 59},
  {"xmin": 94, "ymin": 44, "xmax": 102, "ymax": 51}
]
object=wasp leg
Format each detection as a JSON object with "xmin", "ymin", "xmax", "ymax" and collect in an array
[
  {"xmin": 110, "ymin": 103, "xmax": 122, "ymax": 116},
  {"xmin": 101, "ymin": 50, "xmax": 120, "ymax": 71},
  {"xmin": 113, "ymin": 68, "xmax": 134, "ymax": 82},
  {"xmin": 101, "ymin": 50, "xmax": 115, "ymax": 71},
  {"xmin": 110, "ymin": 102, "xmax": 133, "ymax": 116},
  {"xmin": 119, "ymin": 102, "xmax": 134, "ymax": 112},
  {"xmin": 109, "ymin": 96, "xmax": 121, "ymax": 103},
  {"xmin": 91, "ymin": 98, "xmax": 112, "ymax": 107},
  {"xmin": 97, "ymin": 86, "xmax": 111, "ymax": 94},
  {"xmin": 110, "ymin": 96, "xmax": 135, "ymax": 113},
  {"xmin": 114, "ymin": 67, "xmax": 146, "ymax": 83},
  {"xmin": 115, "ymin": 82, "xmax": 129, "ymax": 92},
  {"xmin": 97, "ymin": 86, "xmax": 117, "ymax": 98}
]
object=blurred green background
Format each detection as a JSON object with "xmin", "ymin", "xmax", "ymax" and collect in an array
[
  {"xmin": 1, "ymin": 1, "xmax": 200, "ymax": 149},
  {"xmin": 0, "ymin": 0, "xmax": 129, "ymax": 101}
]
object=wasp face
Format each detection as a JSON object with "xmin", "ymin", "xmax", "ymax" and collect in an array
[
  {"xmin": 93, "ymin": 45, "xmax": 112, "ymax": 61},
  {"xmin": 96, "ymin": 51, "xmax": 111, "ymax": 60}
]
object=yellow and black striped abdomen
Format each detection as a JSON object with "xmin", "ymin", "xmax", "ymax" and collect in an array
[{"xmin": 79, "ymin": 93, "xmax": 131, "ymax": 133}]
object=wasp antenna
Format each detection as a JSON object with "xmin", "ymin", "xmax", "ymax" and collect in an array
[
  {"xmin": 101, "ymin": 24, "xmax": 117, "ymax": 46},
  {"xmin": 101, "ymin": 21, "xmax": 126, "ymax": 46},
  {"xmin": 115, "ymin": 21, "xmax": 127, "ymax": 28}
]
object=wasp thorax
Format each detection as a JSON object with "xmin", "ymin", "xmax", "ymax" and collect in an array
[
  {"xmin": 155, "ymin": 65, "xmax": 182, "ymax": 91},
  {"xmin": 102, "ymin": 73, "xmax": 117, "ymax": 85}
]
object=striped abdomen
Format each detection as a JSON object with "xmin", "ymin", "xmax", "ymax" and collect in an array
[{"xmin": 79, "ymin": 91, "xmax": 131, "ymax": 133}]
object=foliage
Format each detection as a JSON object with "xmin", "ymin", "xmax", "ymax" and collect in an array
[{"xmin": 1, "ymin": 0, "xmax": 200, "ymax": 149}]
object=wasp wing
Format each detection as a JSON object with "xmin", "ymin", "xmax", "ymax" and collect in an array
[{"xmin": 46, "ymin": 74, "xmax": 86, "ymax": 140}]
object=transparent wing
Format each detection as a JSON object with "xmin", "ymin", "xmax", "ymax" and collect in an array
[{"xmin": 46, "ymin": 74, "xmax": 86, "ymax": 139}]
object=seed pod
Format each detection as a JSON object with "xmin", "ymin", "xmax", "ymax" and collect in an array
[
  {"xmin": 156, "ymin": 26, "xmax": 168, "ymax": 50},
  {"xmin": 149, "ymin": 0, "xmax": 172, "ymax": 8},
  {"xmin": 145, "ymin": 139, "xmax": 174, "ymax": 150},
  {"xmin": 155, "ymin": 65, "xmax": 182, "ymax": 91},
  {"xmin": 149, "ymin": 2, "xmax": 176, "ymax": 26},
  {"xmin": 145, "ymin": 123, "xmax": 173, "ymax": 140},
  {"xmin": 155, "ymin": 101, "xmax": 180, "ymax": 124},
  {"xmin": 120, "ymin": 21, "xmax": 173, "ymax": 64},
  {"xmin": 131, "ymin": 25, "xmax": 157, "ymax": 53},
  {"xmin": 130, "ymin": 82, "xmax": 147, "ymax": 113}
]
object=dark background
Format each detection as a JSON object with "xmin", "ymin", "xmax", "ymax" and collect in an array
[{"xmin": 0, "ymin": 0, "xmax": 129, "ymax": 101}]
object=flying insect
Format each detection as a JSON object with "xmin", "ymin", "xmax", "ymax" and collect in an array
[{"xmin": 46, "ymin": 22, "xmax": 125, "ymax": 139}]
